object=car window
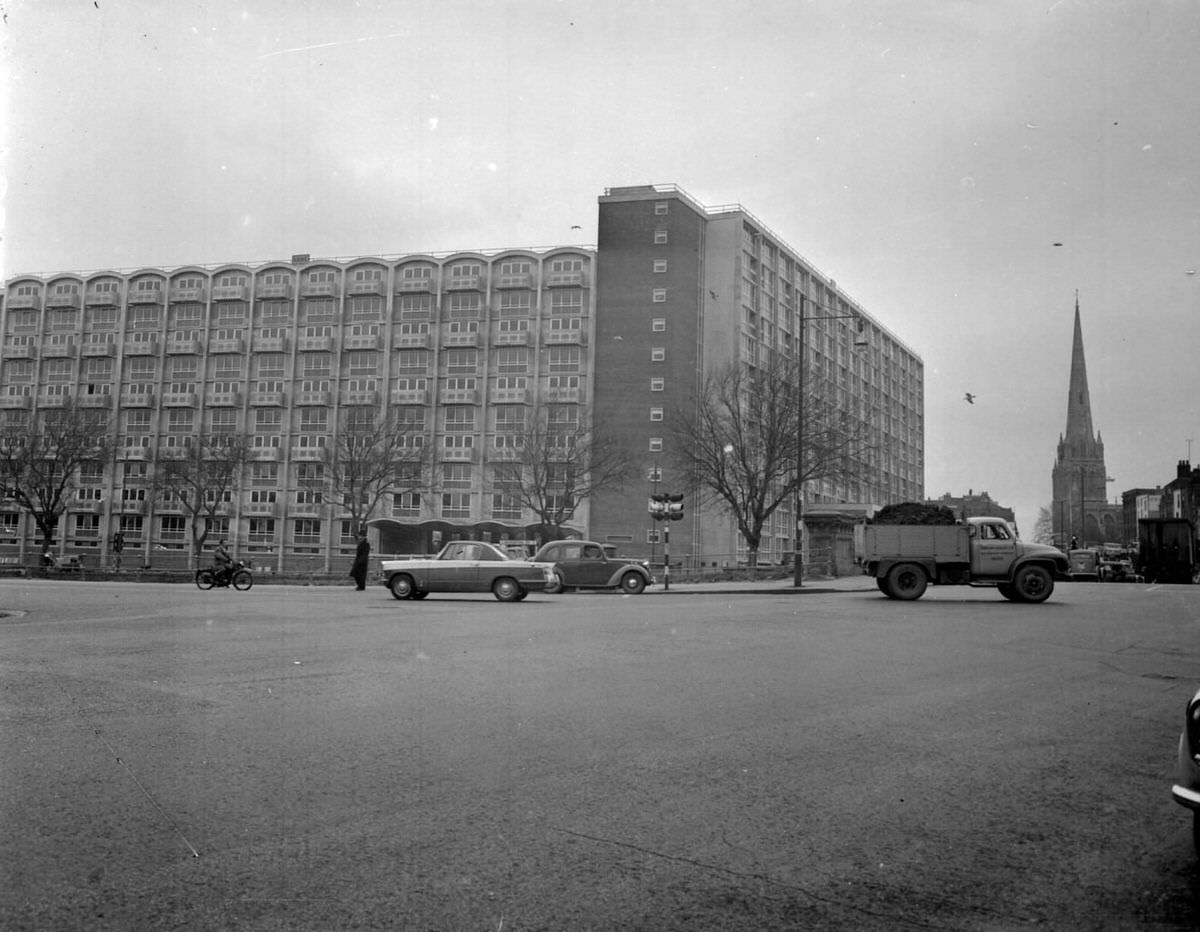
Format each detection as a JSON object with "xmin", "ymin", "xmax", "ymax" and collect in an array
[
  {"xmin": 583, "ymin": 545, "xmax": 603, "ymax": 560},
  {"xmin": 561, "ymin": 544, "xmax": 582, "ymax": 560}
]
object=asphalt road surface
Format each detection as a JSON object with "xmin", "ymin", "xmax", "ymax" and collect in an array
[{"xmin": 2, "ymin": 577, "xmax": 1199, "ymax": 930}]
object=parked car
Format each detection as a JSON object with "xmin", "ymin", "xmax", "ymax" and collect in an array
[
  {"xmin": 379, "ymin": 541, "xmax": 555, "ymax": 602},
  {"xmin": 1172, "ymin": 686, "xmax": 1200, "ymax": 857},
  {"xmin": 1068, "ymin": 548, "xmax": 1101, "ymax": 581},
  {"xmin": 532, "ymin": 540, "xmax": 655, "ymax": 594}
]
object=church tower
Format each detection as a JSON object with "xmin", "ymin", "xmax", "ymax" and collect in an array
[{"xmin": 1051, "ymin": 295, "xmax": 1117, "ymax": 547}]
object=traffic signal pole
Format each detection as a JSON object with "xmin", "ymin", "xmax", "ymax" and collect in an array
[{"xmin": 649, "ymin": 493, "xmax": 684, "ymax": 591}]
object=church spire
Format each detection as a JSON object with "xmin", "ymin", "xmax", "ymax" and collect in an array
[{"xmin": 1064, "ymin": 291, "xmax": 1096, "ymax": 449}]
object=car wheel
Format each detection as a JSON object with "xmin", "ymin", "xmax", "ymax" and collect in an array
[
  {"xmin": 411, "ymin": 590, "xmax": 428, "ymax": 600},
  {"xmin": 544, "ymin": 570, "xmax": 565, "ymax": 594},
  {"xmin": 1013, "ymin": 564, "xmax": 1053, "ymax": 603},
  {"xmin": 389, "ymin": 574, "xmax": 416, "ymax": 600},
  {"xmin": 492, "ymin": 577, "xmax": 522, "ymax": 602},
  {"xmin": 620, "ymin": 572, "xmax": 647, "ymax": 595},
  {"xmin": 997, "ymin": 583, "xmax": 1021, "ymax": 601},
  {"xmin": 886, "ymin": 563, "xmax": 927, "ymax": 600}
]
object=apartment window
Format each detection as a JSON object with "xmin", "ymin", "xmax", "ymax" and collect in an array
[
  {"xmin": 548, "ymin": 317, "xmax": 581, "ymax": 332},
  {"xmin": 653, "ymin": 260, "xmax": 668, "ymax": 273},
  {"xmin": 440, "ymin": 493, "xmax": 471, "ymax": 519},
  {"xmin": 86, "ymin": 307, "xmax": 119, "ymax": 328},
  {"xmin": 304, "ymin": 300, "xmax": 336, "ymax": 320},
  {"xmin": 493, "ymin": 406, "xmax": 526, "ymax": 431},
  {"xmin": 498, "ymin": 293, "xmax": 532, "ymax": 315},
  {"xmin": 494, "ymin": 348, "xmax": 528, "ymax": 373},
  {"xmin": 447, "ymin": 320, "xmax": 479, "ymax": 335},
  {"xmin": 213, "ymin": 355, "xmax": 242, "ymax": 377},
  {"xmin": 494, "ymin": 376, "xmax": 527, "ymax": 392},
  {"xmin": 652, "ymin": 288, "xmax": 666, "ymax": 303},
  {"xmin": 255, "ymin": 355, "xmax": 287, "ymax": 379},
  {"xmin": 307, "ymin": 270, "xmax": 336, "ymax": 284},
  {"xmin": 295, "ymin": 490, "xmax": 324, "ymax": 506},
  {"xmin": 401, "ymin": 264, "xmax": 433, "ymax": 281},
  {"xmin": 293, "ymin": 519, "xmax": 322, "ymax": 549},
  {"xmin": 353, "ymin": 268, "xmax": 383, "ymax": 281},
  {"xmin": 126, "ymin": 358, "xmax": 157, "ymax": 381},
  {"xmin": 392, "ymin": 492, "xmax": 420, "ymax": 517},
  {"xmin": 654, "ymin": 201, "xmax": 669, "ymax": 215},
  {"xmin": 549, "ymin": 258, "xmax": 583, "ymax": 273},
  {"xmin": 549, "ymin": 290, "xmax": 583, "ymax": 311},
  {"xmin": 159, "ymin": 515, "xmax": 187, "ymax": 543},
  {"xmin": 443, "ymin": 435, "xmax": 474, "ymax": 450},
  {"xmin": 547, "ymin": 375, "xmax": 579, "ymax": 390},
  {"xmin": 209, "ymin": 409, "xmax": 238, "ymax": 433},
  {"xmin": 166, "ymin": 409, "xmax": 194, "ymax": 432},
  {"xmin": 649, "ymin": 438, "xmax": 663, "ymax": 453},
  {"xmin": 398, "ymin": 295, "xmax": 432, "ymax": 319},
  {"xmin": 215, "ymin": 303, "xmax": 247, "ymax": 322},
  {"xmin": 651, "ymin": 319, "xmax": 666, "ymax": 332},
  {"xmin": 650, "ymin": 377, "xmax": 665, "ymax": 392},
  {"xmin": 445, "ymin": 349, "xmax": 478, "ymax": 374},
  {"xmin": 449, "ymin": 262, "xmax": 481, "ymax": 278},
  {"xmin": 443, "ymin": 407, "xmax": 475, "ymax": 432},
  {"xmin": 248, "ymin": 518, "xmax": 276, "ymax": 550},
  {"xmin": 302, "ymin": 353, "xmax": 331, "ymax": 376},
  {"xmin": 491, "ymin": 493, "xmax": 522, "ymax": 520},
  {"xmin": 346, "ymin": 351, "xmax": 380, "ymax": 376},
  {"xmin": 217, "ymin": 273, "xmax": 247, "ymax": 288},
  {"xmin": 650, "ymin": 407, "xmax": 664, "ymax": 421},
  {"xmin": 128, "ymin": 306, "xmax": 161, "ymax": 329},
  {"xmin": 443, "ymin": 463, "xmax": 472, "ymax": 488},
  {"xmin": 497, "ymin": 319, "xmax": 529, "ymax": 336},
  {"xmin": 448, "ymin": 293, "xmax": 482, "ymax": 318},
  {"xmin": 348, "ymin": 297, "xmax": 383, "ymax": 320},
  {"xmin": 654, "ymin": 229, "xmax": 668, "ymax": 244},
  {"xmin": 250, "ymin": 463, "xmax": 279, "ymax": 484},
  {"xmin": 499, "ymin": 260, "xmax": 531, "ymax": 275},
  {"xmin": 547, "ymin": 347, "xmax": 581, "ymax": 372},
  {"xmin": 299, "ymin": 408, "xmax": 328, "ymax": 432},
  {"xmin": 651, "ymin": 347, "xmax": 665, "ymax": 362},
  {"xmin": 444, "ymin": 377, "xmax": 476, "ymax": 392}
]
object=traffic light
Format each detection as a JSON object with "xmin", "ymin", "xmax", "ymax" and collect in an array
[
  {"xmin": 648, "ymin": 494, "xmax": 668, "ymax": 521},
  {"xmin": 666, "ymin": 493, "xmax": 684, "ymax": 521}
]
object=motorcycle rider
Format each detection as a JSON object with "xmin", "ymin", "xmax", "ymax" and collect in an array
[{"xmin": 213, "ymin": 538, "xmax": 234, "ymax": 585}]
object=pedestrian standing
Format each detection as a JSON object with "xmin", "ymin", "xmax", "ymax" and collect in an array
[
  {"xmin": 111, "ymin": 530, "xmax": 124, "ymax": 571},
  {"xmin": 350, "ymin": 529, "xmax": 370, "ymax": 591}
]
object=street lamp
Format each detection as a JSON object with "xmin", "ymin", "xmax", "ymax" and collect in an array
[{"xmin": 793, "ymin": 291, "xmax": 867, "ymax": 588}]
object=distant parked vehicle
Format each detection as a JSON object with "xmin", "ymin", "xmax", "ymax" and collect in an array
[
  {"xmin": 379, "ymin": 540, "xmax": 555, "ymax": 602},
  {"xmin": 532, "ymin": 540, "xmax": 655, "ymax": 594},
  {"xmin": 1068, "ymin": 549, "xmax": 1101, "ymax": 581},
  {"xmin": 1171, "ymin": 685, "xmax": 1200, "ymax": 856}
]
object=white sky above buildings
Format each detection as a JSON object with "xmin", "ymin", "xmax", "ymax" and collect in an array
[{"xmin": 2, "ymin": 0, "xmax": 1198, "ymax": 537}]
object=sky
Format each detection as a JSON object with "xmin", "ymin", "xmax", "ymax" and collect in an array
[{"xmin": 2, "ymin": 0, "xmax": 1198, "ymax": 538}]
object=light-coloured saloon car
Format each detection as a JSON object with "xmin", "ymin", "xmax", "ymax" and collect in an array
[{"xmin": 379, "ymin": 540, "xmax": 555, "ymax": 602}]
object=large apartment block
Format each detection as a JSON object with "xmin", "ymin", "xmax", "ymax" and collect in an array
[
  {"xmin": 1, "ymin": 249, "xmax": 597, "ymax": 571},
  {"xmin": 592, "ymin": 185, "xmax": 924, "ymax": 566},
  {"xmin": 1, "ymin": 183, "xmax": 924, "ymax": 572}
]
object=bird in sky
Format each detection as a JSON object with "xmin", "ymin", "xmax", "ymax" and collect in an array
[
  {"xmin": 570, "ymin": 225, "xmax": 582, "ymax": 230},
  {"xmin": 964, "ymin": 392, "xmax": 976, "ymax": 404}
]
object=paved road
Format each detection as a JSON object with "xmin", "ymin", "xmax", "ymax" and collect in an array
[{"xmin": 2, "ymin": 578, "xmax": 1198, "ymax": 930}]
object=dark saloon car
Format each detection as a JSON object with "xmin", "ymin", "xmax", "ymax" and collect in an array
[
  {"xmin": 1172, "ymin": 686, "xmax": 1200, "ymax": 856},
  {"xmin": 532, "ymin": 540, "xmax": 655, "ymax": 594},
  {"xmin": 380, "ymin": 540, "xmax": 555, "ymax": 602}
]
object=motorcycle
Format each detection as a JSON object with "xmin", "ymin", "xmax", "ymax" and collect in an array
[{"xmin": 195, "ymin": 560, "xmax": 254, "ymax": 591}]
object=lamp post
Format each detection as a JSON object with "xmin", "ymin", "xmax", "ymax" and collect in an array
[{"xmin": 792, "ymin": 291, "xmax": 867, "ymax": 588}]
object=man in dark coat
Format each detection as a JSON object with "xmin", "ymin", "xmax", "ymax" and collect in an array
[{"xmin": 350, "ymin": 529, "xmax": 371, "ymax": 591}]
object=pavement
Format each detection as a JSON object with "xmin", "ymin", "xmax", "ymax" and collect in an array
[{"xmin": 650, "ymin": 572, "xmax": 877, "ymax": 595}]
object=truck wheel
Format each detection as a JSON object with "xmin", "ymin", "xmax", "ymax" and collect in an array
[
  {"xmin": 1013, "ymin": 565, "xmax": 1053, "ymax": 603},
  {"xmin": 997, "ymin": 583, "xmax": 1021, "ymax": 601},
  {"xmin": 886, "ymin": 563, "xmax": 927, "ymax": 600},
  {"xmin": 876, "ymin": 577, "xmax": 897, "ymax": 599}
]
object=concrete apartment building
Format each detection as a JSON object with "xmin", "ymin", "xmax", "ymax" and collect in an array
[
  {"xmin": 591, "ymin": 185, "xmax": 924, "ymax": 568},
  {"xmin": 0, "ymin": 184, "xmax": 924, "ymax": 572}
]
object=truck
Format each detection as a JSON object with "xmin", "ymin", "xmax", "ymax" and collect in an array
[
  {"xmin": 1137, "ymin": 518, "xmax": 1198, "ymax": 585},
  {"xmin": 856, "ymin": 516, "xmax": 1071, "ymax": 602}
]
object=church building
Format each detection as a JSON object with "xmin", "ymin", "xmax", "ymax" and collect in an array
[{"xmin": 1051, "ymin": 295, "xmax": 1121, "ymax": 548}]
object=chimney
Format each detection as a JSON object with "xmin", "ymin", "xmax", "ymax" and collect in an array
[{"xmin": 1178, "ymin": 460, "xmax": 1191, "ymax": 479}]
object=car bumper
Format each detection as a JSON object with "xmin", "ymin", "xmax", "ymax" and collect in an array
[{"xmin": 1172, "ymin": 784, "xmax": 1200, "ymax": 811}]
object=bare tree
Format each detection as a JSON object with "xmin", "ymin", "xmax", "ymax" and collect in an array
[
  {"xmin": 315, "ymin": 407, "xmax": 430, "ymax": 536},
  {"xmin": 1032, "ymin": 505, "xmax": 1054, "ymax": 545},
  {"xmin": 0, "ymin": 403, "xmax": 113, "ymax": 554},
  {"xmin": 155, "ymin": 432, "xmax": 251, "ymax": 566},
  {"xmin": 669, "ymin": 354, "xmax": 873, "ymax": 567},
  {"xmin": 490, "ymin": 405, "xmax": 633, "ymax": 541}
]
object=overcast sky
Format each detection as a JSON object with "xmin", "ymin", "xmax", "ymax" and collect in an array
[{"xmin": 3, "ymin": 0, "xmax": 1198, "ymax": 537}]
